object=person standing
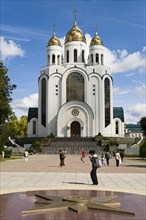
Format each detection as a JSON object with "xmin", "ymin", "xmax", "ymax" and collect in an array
[
  {"xmin": 120, "ymin": 151, "xmax": 124, "ymax": 162},
  {"xmin": 101, "ymin": 152, "xmax": 105, "ymax": 166},
  {"xmin": 2, "ymin": 151, "xmax": 5, "ymax": 160},
  {"xmin": 115, "ymin": 151, "xmax": 121, "ymax": 167},
  {"xmin": 81, "ymin": 149, "xmax": 86, "ymax": 163},
  {"xmin": 24, "ymin": 150, "xmax": 29, "ymax": 161},
  {"xmin": 59, "ymin": 149, "xmax": 66, "ymax": 167},
  {"xmin": 105, "ymin": 151, "xmax": 111, "ymax": 166},
  {"xmin": 89, "ymin": 150, "xmax": 98, "ymax": 185}
]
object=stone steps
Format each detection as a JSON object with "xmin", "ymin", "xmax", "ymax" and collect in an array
[{"xmin": 42, "ymin": 141, "xmax": 103, "ymax": 155}]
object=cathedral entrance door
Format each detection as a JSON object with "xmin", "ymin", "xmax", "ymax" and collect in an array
[{"xmin": 71, "ymin": 121, "xmax": 81, "ymax": 137}]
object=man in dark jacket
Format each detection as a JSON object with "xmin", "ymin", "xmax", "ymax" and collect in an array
[
  {"xmin": 59, "ymin": 149, "xmax": 66, "ymax": 167},
  {"xmin": 105, "ymin": 151, "xmax": 111, "ymax": 166},
  {"xmin": 89, "ymin": 150, "xmax": 98, "ymax": 185}
]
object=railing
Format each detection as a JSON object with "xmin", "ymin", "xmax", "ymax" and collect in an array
[{"xmin": 131, "ymin": 136, "xmax": 144, "ymax": 148}]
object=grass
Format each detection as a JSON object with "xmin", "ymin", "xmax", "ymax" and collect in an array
[{"xmin": 0, "ymin": 155, "xmax": 23, "ymax": 162}]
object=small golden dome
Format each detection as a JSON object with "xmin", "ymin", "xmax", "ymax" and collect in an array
[
  {"xmin": 90, "ymin": 32, "xmax": 103, "ymax": 46},
  {"xmin": 48, "ymin": 34, "xmax": 61, "ymax": 46},
  {"xmin": 65, "ymin": 21, "xmax": 86, "ymax": 43}
]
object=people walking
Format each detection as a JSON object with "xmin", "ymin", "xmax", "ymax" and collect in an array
[
  {"xmin": 105, "ymin": 151, "xmax": 111, "ymax": 166},
  {"xmin": 59, "ymin": 149, "xmax": 66, "ymax": 167},
  {"xmin": 120, "ymin": 151, "xmax": 125, "ymax": 162},
  {"xmin": 101, "ymin": 152, "xmax": 105, "ymax": 166},
  {"xmin": 81, "ymin": 149, "xmax": 86, "ymax": 162},
  {"xmin": 115, "ymin": 151, "xmax": 121, "ymax": 167},
  {"xmin": 89, "ymin": 150, "xmax": 98, "ymax": 185}
]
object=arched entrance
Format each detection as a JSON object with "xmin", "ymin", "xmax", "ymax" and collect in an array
[{"xmin": 71, "ymin": 121, "xmax": 81, "ymax": 137}]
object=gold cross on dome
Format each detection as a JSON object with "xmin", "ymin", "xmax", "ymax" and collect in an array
[
  {"xmin": 52, "ymin": 24, "xmax": 56, "ymax": 35},
  {"xmin": 72, "ymin": 9, "xmax": 78, "ymax": 22},
  {"xmin": 94, "ymin": 23, "xmax": 99, "ymax": 35}
]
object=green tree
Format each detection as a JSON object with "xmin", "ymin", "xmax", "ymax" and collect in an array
[
  {"xmin": 0, "ymin": 61, "xmax": 16, "ymax": 153},
  {"xmin": 140, "ymin": 117, "xmax": 146, "ymax": 137},
  {"xmin": 19, "ymin": 116, "xmax": 28, "ymax": 136},
  {"xmin": 0, "ymin": 61, "xmax": 16, "ymax": 125},
  {"xmin": 7, "ymin": 115, "xmax": 28, "ymax": 137},
  {"xmin": 8, "ymin": 115, "xmax": 19, "ymax": 138}
]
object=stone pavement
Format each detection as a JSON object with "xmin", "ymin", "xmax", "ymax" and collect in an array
[{"xmin": 0, "ymin": 155, "xmax": 146, "ymax": 195}]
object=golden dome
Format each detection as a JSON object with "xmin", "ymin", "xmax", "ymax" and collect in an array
[
  {"xmin": 65, "ymin": 21, "xmax": 86, "ymax": 43},
  {"xmin": 48, "ymin": 34, "xmax": 61, "ymax": 46},
  {"xmin": 90, "ymin": 32, "xmax": 103, "ymax": 46}
]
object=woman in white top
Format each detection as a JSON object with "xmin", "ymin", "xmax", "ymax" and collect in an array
[{"xmin": 115, "ymin": 151, "xmax": 121, "ymax": 167}]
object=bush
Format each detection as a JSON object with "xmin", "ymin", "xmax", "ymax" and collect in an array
[
  {"xmin": 4, "ymin": 149, "xmax": 12, "ymax": 158},
  {"xmin": 31, "ymin": 140, "xmax": 42, "ymax": 153},
  {"xmin": 139, "ymin": 141, "xmax": 146, "ymax": 158}
]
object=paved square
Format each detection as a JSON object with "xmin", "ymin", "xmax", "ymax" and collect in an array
[{"xmin": 0, "ymin": 155, "xmax": 145, "ymax": 195}]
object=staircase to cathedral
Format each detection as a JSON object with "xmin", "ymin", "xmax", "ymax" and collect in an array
[{"xmin": 41, "ymin": 138, "xmax": 103, "ymax": 155}]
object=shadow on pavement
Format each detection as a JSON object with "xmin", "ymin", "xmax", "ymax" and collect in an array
[
  {"xmin": 62, "ymin": 181, "xmax": 91, "ymax": 185},
  {"xmin": 125, "ymin": 165, "xmax": 146, "ymax": 168}
]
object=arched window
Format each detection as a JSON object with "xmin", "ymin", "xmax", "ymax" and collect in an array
[
  {"xmin": 96, "ymin": 53, "xmax": 99, "ymax": 63},
  {"xmin": 57, "ymin": 55, "xmax": 60, "ymax": 65},
  {"xmin": 115, "ymin": 121, "xmax": 119, "ymax": 134},
  {"xmin": 41, "ymin": 78, "xmax": 46, "ymax": 127},
  {"xmin": 67, "ymin": 72, "xmax": 84, "ymax": 102},
  {"xmin": 52, "ymin": 54, "xmax": 55, "ymax": 64},
  {"xmin": 91, "ymin": 54, "xmax": 93, "ymax": 63},
  {"xmin": 101, "ymin": 54, "xmax": 104, "ymax": 65},
  {"xmin": 61, "ymin": 55, "xmax": 63, "ymax": 64},
  {"xmin": 82, "ymin": 50, "xmax": 85, "ymax": 63},
  {"xmin": 74, "ymin": 49, "xmax": 77, "ymax": 62},
  {"xmin": 67, "ymin": 50, "xmax": 69, "ymax": 63},
  {"xmin": 104, "ymin": 78, "xmax": 110, "ymax": 127},
  {"xmin": 33, "ymin": 121, "xmax": 36, "ymax": 135}
]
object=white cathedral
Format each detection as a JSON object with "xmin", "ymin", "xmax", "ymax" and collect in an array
[{"xmin": 28, "ymin": 18, "xmax": 125, "ymax": 138}]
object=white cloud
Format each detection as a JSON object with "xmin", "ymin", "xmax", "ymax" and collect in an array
[
  {"xmin": 4, "ymin": 36, "xmax": 31, "ymax": 42},
  {"xmin": 12, "ymin": 93, "xmax": 38, "ymax": 118},
  {"xmin": 133, "ymin": 84, "xmax": 146, "ymax": 97},
  {"xmin": 84, "ymin": 34, "xmax": 145, "ymax": 75},
  {"xmin": 125, "ymin": 103, "xmax": 146, "ymax": 123},
  {"xmin": 59, "ymin": 33, "xmax": 145, "ymax": 75},
  {"xmin": 142, "ymin": 46, "xmax": 146, "ymax": 52},
  {"xmin": 113, "ymin": 86, "xmax": 131, "ymax": 95},
  {"xmin": 113, "ymin": 87, "xmax": 120, "ymax": 94},
  {"xmin": 104, "ymin": 47, "xmax": 146, "ymax": 74},
  {"xmin": 85, "ymin": 33, "xmax": 92, "ymax": 47},
  {"xmin": 0, "ymin": 36, "xmax": 25, "ymax": 60},
  {"xmin": 14, "ymin": 93, "xmax": 38, "ymax": 109},
  {"xmin": 125, "ymin": 72, "xmax": 134, "ymax": 77},
  {"xmin": 1, "ymin": 24, "xmax": 49, "ymax": 39}
]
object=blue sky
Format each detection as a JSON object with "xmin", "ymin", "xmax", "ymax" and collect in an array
[{"xmin": 0, "ymin": 0, "xmax": 145, "ymax": 124}]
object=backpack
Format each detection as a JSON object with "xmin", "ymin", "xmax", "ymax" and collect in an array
[{"xmin": 93, "ymin": 157, "xmax": 102, "ymax": 169}]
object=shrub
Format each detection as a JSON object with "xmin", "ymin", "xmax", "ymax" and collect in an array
[
  {"xmin": 31, "ymin": 140, "xmax": 42, "ymax": 153},
  {"xmin": 4, "ymin": 149, "xmax": 12, "ymax": 158},
  {"xmin": 139, "ymin": 141, "xmax": 146, "ymax": 158}
]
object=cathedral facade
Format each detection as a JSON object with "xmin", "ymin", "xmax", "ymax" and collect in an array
[{"xmin": 28, "ymin": 19, "xmax": 125, "ymax": 138}]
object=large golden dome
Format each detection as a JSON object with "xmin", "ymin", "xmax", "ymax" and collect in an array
[
  {"xmin": 90, "ymin": 32, "xmax": 103, "ymax": 46},
  {"xmin": 65, "ymin": 21, "xmax": 86, "ymax": 43},
  {"xmin": 48, "ymin": 34, "xmax": 61, "ymax": 46}
]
